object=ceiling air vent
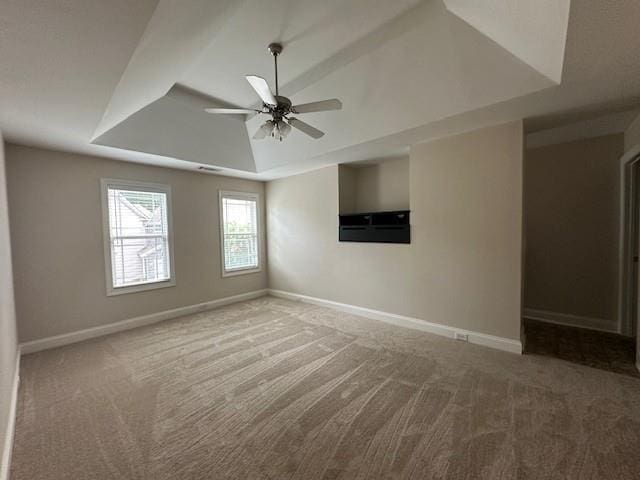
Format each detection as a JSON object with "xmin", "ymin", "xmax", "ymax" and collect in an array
[{"xmin": 197, "ymin": 165, "xmax": 222, "ymax": 173}]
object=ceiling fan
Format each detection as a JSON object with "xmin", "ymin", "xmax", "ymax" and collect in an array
[{"xmin": 205, "ymin": 43, "xmax": 342, "ymax": 141}]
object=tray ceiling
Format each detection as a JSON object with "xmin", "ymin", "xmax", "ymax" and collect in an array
[{"xmin": 3, "ymin": 0, "xmax": 640, "ymax": 179}]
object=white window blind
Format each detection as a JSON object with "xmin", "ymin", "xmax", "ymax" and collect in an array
[
  {"xmin": 102, "ymin": 181, "xmax": 173, "ymax": 293},
  {"xmin": 220, "ymin": 193, "xmax": 259, "ymax": 274}
]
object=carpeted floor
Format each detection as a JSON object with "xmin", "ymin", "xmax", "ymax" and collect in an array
[{"xmin": 10, "ymin": 296, "xmax": 640, "ymax": 479}]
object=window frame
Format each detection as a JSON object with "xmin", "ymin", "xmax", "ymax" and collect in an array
[
  {"xmin": 100, "ymin": 178, "xmax": 176, "ymax": 296},
  {"xmin": 219, "ymin": 190, "xmax": 262, "ymax": 278}
]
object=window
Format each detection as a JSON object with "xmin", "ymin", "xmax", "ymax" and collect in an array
[
  {"xmin": 219, "ymin": 191, "xmax": 260, "ymax": 276},
  {"xmin": 101, "ymin": 179, "xmax": 175, "ymax": 295}
]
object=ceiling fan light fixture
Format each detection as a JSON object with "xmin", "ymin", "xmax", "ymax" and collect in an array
[
  {"xmin": 277, "ymin": 120, "xmax": 291, "ymax": 138},
  {"xmin": 272, "ymin": 120, "xmax": 290, "ymax": 142},
  {"xmin": 252, "ymin": 119, "xmax": 276, "ymax": 139}
]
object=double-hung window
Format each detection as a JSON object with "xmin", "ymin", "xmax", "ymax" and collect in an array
[
  {"xmin": 101, "ymin": 179, "xmax": 175, "ymax": 295},
  {"xmin": 219, "ymin": 191, "xmax": 260, "ymax": 276}
]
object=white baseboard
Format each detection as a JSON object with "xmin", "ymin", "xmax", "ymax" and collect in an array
[
  {"xmin": 268, "ymin": 289, "xmax": 522, "ymax": 354},
  {"xmin": 522, "ymin": 308, "xmax": 618, "ymax": 333},
  {"xmin": 20, "ymin": 289, "xmax": 268, "ymax": 355},
  {"xmin": 1, "ymin": 349, "xmax": 20, "ymax": 480}
]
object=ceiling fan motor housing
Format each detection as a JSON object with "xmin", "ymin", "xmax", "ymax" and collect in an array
[{"xmin": 271, "ymin": 95, "xmax": 292, "ymax": 119}]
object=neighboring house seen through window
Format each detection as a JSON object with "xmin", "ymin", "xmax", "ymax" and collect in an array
[
  {"xmin": 101, "ymin": 179, "xmax": 175, "ymax": 295},
  {"xmin": 219, "ymin": 191, "xmax": 260, "ymax": 276}
]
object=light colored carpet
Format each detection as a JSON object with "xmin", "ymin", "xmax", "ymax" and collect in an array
[{"xmin": 10, "ymin": 296, "xmax": 640, "ymax": 479}]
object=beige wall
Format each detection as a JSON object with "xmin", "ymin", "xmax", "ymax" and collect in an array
[
  {"xmin": 6, "ymin": 144, "xmax": 267, "ymax": 343},
  {"xmin": 338, "ymin": 164, "xmax": 357, "ymax": 214},
  {"xmin": 524, "ymin": 134, "xmax": 623, "ymax": 326},
  {"xmin": 625, "ymin": 111, "xmax": 640, "ymax": 152},
  {"xmin": 0, "ymin": 133, "xmax": 18, "ymax": 469},
  {"xmin": 267, "ymin": 121, "xmax": 523, "ymax": 340}
]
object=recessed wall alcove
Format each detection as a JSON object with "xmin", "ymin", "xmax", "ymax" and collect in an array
[
  {"xmin": 338, "ymin": 156, "xmax": 410, "ymax": 243},
  {"xmin": 338, "ymin": 156, "xmax": 409, "ymax": 214}
]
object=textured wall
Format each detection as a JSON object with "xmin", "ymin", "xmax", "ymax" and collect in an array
[
  {"xmin": 6, "ymin": 145, "xmax": 267, "ymax": 342},
  {"xmin": 524, "ymin": 134, "xmax": 623, "ymax": 327},
  {"xmin": 268, "ymin": 121, "xmax": 523, "ymax": 340}
]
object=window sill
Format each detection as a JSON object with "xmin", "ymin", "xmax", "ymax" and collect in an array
[
  {"xmin": 106, "ymin": 278, "xmax": 176, "ymax": 296},
  {"xmin": 222, "ymin": 266, "xmax": 261, "ymax": 278}
]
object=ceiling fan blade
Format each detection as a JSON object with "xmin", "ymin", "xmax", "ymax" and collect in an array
[
  {"xmin": 246, "ymin": 75, "xmax": 277, "ymax": 106},
  {"xmin": 253, "ymin": 120, "xmax": 275, "ymax": 140},
  {"xmin": 205, "ymin": 107, "xmax": 258, "ymax": 114},
  {"xmin": 287, "ymin": 118, "xmax": 324, "ymax": 139},
  {"xmin": 291, "ymin": 99, "xmax": 342, "ymax": 114}
]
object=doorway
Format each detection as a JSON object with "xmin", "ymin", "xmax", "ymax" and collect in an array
[
  {"xmin": 619, "ymin": 147, "xmax": 640, "ymax": 371},
  {"xmin": 522, "ymin": 136, "xmax": 639, "ymax": 376}
]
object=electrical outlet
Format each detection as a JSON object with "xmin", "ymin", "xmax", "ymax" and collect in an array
[{"xmin": 454, "ymin": 332, "xmax": 469, "ymax": 342}]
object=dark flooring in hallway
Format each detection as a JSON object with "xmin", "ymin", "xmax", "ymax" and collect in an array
[{"xmin": 523, "ymin": 318, "xmax": 638, "ymax": 377}]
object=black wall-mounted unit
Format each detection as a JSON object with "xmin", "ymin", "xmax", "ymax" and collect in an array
[{"xmin": 339, "ymin": 210, "xmax": 410, "ymax": 244}]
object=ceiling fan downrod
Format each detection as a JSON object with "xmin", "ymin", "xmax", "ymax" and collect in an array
[{"xmin": 268, "ymin": 43, "xmax": 282, "ymax": 96}]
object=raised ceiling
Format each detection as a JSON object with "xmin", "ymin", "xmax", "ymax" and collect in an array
[
  {"xmin": 2, "ymin": 0, "xmax": 640, "ymax": 179},
  {"xmin": 181, "ymin": 0, "xmax": 422, "ymax": 108}
]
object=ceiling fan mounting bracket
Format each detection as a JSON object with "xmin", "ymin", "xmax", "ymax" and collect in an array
[{"xmin": 268, "ymin": 43, "xmax": 283, "ymax": 56}]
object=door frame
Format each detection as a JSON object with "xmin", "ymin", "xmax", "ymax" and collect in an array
[{"xmin": 617, "ymin": 144, "xmax": 640, "ymax": 336}]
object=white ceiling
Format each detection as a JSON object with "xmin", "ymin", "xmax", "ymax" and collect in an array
[
  {"xmin": 525, "ymin": 109, "xmax": 640, "ymax": 149},
  {"xmin": 443, "ymin": 0, "xmax": 570, "ymax": 83},
  {"xmin": 92, "ymin": 0, "xmax": 243, "ymax": 139},
  {"xmin": 1, "ymin": 0, "xmax": 640, "ymax": 180},
  {"xmin": 244, "ymin": 1, "xmax": 556, "ymax": 174},
  {"xmin": 180, "ymin": 0, "xmax": 422, "ymax": 108},
  {"xmin": 0, "ymin": 0, "xmax": 157, "ymax": 155}
]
